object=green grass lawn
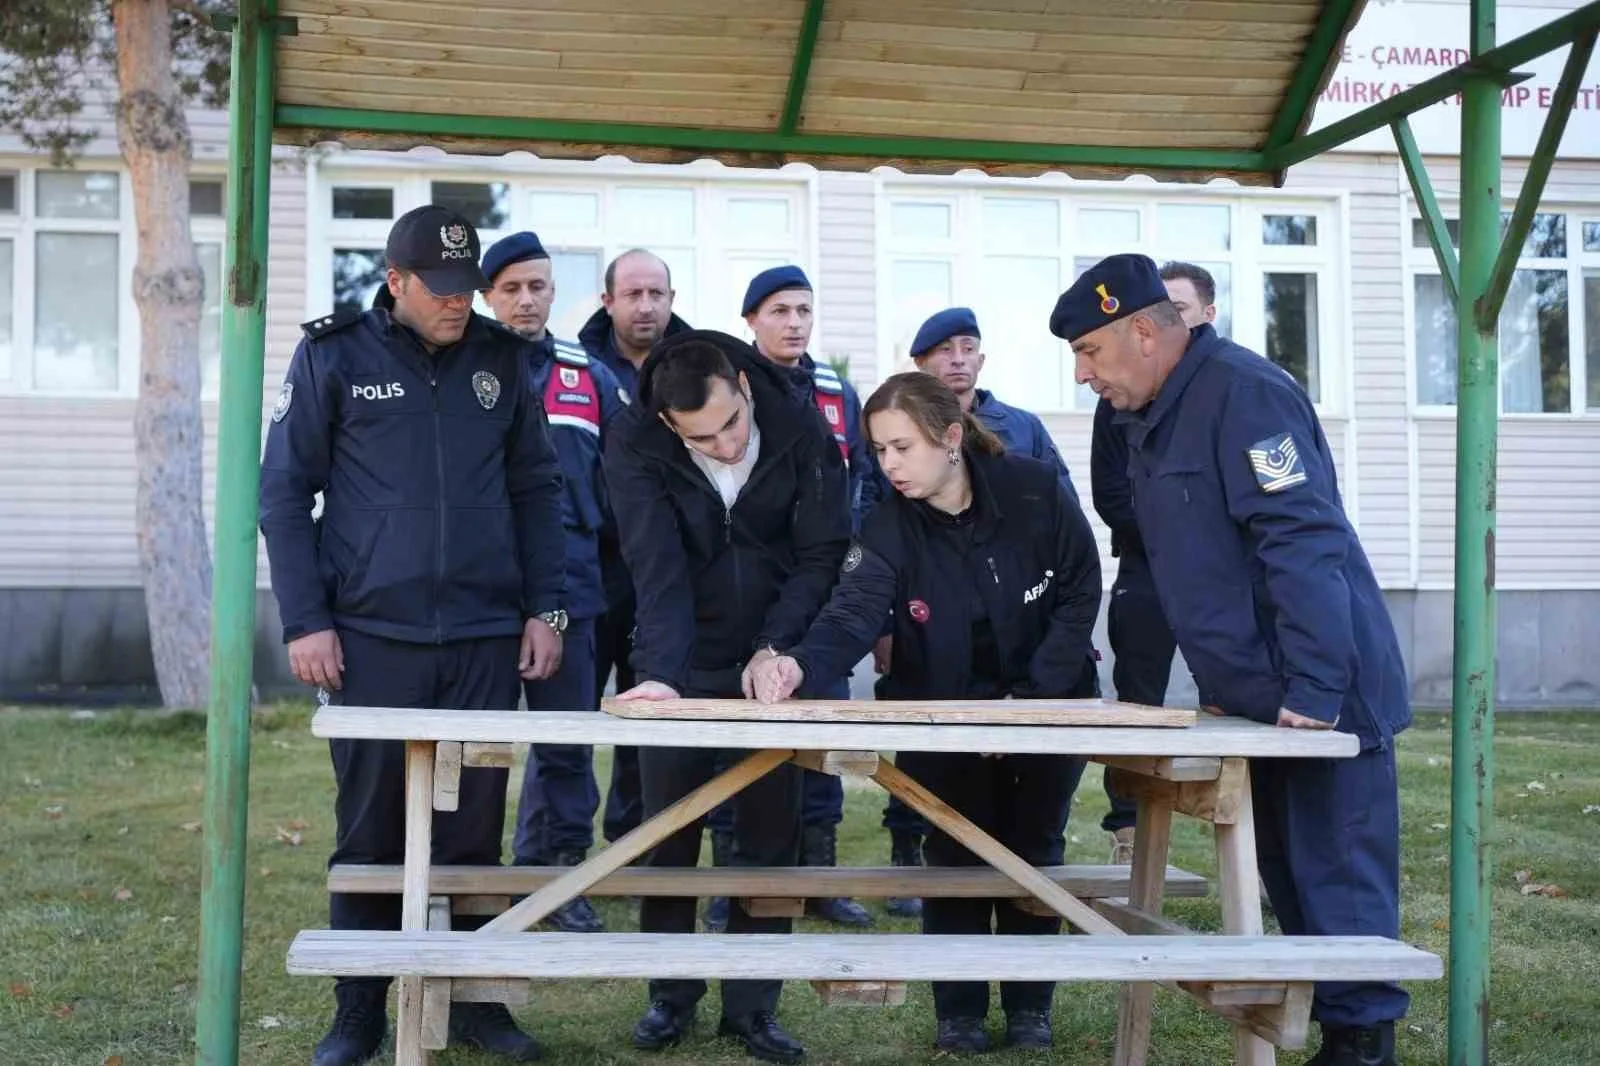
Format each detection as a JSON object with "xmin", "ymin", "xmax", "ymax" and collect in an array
[{"xmin": 1, "ymin": 705, "xmax": 1597, "ymax": 1066}]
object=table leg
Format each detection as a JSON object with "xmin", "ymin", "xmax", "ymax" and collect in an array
[
  {"xmin": 1213, "ymin": 759, "xmax": 1274, "ymax": 1066},
  {"xmin": 396, "ymin": 740, "xmax": 436, "ymax": 1066},
  {"xmin": 1113, "ymin": 787, "xmax": 1175, "ymax": 1066},
  {"xmin": 480, "ymin": 747, "xmax": 795, "ymax": 934}
]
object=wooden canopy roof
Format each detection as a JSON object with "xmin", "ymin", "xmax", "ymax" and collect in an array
[{"xmin": 270, "ymin": 0, "xmax": 1367, "ymax": 186}]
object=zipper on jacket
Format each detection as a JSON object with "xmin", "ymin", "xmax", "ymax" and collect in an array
[
  {"xmin": 987, "ymin": 556, "xmax": 1000, "ymax": 585},
  {"xmin": 431, "ymin": 373, "xmax": 446, "ymax": 644}
]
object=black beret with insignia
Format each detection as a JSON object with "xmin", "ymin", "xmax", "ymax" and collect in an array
[{"xmin": 1049, "ymin": 253, "xmax": 1169, "ymax": 343}]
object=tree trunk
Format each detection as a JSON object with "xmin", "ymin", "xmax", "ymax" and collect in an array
[{"xmin": 114, "ymin": 0, "xmax": 213, "ymax": 709}]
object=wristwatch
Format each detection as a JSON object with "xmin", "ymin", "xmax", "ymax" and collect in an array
[{"xmin": 535, "ymin": 609, "xmax": 568, "ymax": 635}]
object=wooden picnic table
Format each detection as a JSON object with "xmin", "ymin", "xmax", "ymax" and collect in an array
[{"xmin": 285, "ymin": 703, "xmax": 1441, "ymax": 1066}]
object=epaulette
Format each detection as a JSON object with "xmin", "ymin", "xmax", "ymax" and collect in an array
[
  {"xmin": 811, "ymin": 362, "xmax": 845, "ymax": 394},
  {"xmin": 301, "ymin": 308, "xmax": 363, "ymax": 340},
  {"xmin": 553, "ymin": 340, "xmax": 591, "ymax": 367}
]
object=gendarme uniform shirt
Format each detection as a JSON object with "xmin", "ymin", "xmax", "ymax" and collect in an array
[{"xmin": 686, "ymin": 403, "xmax": 763, "ymax": 508}]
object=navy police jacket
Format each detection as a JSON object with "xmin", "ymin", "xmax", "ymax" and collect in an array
[
  {"xmin": 259, "ymin": 307, "xmax": 566, "ymax": 646},
  {"xmin": 971, "ymin": 388, "xmax": 1080, "ymax": 506},
  {"xmin": 789, "ymin": 450, "xmax": 1101, "ymax": 702},
  {"xmin": 1117, "ymin": 325, "xmax": 1411, "ymax": 747},
  {"xmin": 775, "ymin": 353, "xmax": 883, "ymax": 532},
  {"xmin": 602, "ymin": 331, "xmax": 851, "ymax": 695},
  {"xmin": 528, "ymin": 334, "xmax": 626, "ymax": 622}
]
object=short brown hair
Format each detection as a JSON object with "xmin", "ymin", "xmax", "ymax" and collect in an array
[
  {"xmin": 1158, "ymin": 260, "xmax": 1216, "ymax": 306},
  {"xmin": 862, "ymin": 371, "xmax": 1005, "ymax": 458}
]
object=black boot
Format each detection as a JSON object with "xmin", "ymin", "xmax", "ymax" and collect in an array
[
  {"xmin": 885, "ymin": 830, "xmax": 923, "ymax": 919},
  {"xmin": 448, "ymin": 1001, "xmax": 542, "ymax": 1061},
  {"xmin": 312, "ymin": 981, "xmax": 388, "ymax": 1066},
  {"xmin": 703, "ymin": 828, "xmax": 734, "ymax": 932},
  {"xmin": 542, "ymin": 850, "xmax": 604, "ymax": 933},
  {"xmin": 800, "ymin": 824, "xmax": 873, "ymax": 926},
  {"xmin": 632, "ymin": 999, "xmax": 696, "ymax": 1050},
  {"xmin": 1306, "ymin": 1021, "xmax": 1397, "ymax": 1066},
  {"xmin": 1003, "ymin": 1009, "xmax": 1052, "ymax": 1049},
  {"xmin": 933, "ymin": 1016, "xmax": 989, "ymax": 1055},
  {"xmin": 719, "ymin": 1010, "xmax": 806, "ymax": 1064}
]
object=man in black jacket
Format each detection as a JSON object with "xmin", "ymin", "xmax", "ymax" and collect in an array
[
  {"xmin": 261, "ymin": 205, "xmax": 565, "ymax": 1065},
  {"xmin": 604, "ymin": 330, "xmax": 850, "ymax": 1065}
]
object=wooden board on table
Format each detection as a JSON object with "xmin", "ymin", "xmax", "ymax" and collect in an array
[{"xmin": 602, "ymin": 697, "xmax": 1194, "ymax": 728}]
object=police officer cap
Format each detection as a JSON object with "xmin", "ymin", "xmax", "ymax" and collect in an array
[
  {"xmin": 910, "ymin": 307, "xmax": 981, "ymax": 359},
  {"xmin": 481, "ymin": 231, "xmax": 550, "ymax": 285},
  {"xmin": 1049, "ymin": 253, "xmax": 1168, "ymax": 342},
  {"xmin": 741, "ymin": 265, "xmax": 812, "ymax": 316},
  {"xmin": 385, "ymin": 204, "xmax": 489, "ymax": 297}
]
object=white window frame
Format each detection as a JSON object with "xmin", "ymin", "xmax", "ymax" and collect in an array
[
  {"xmin": 873, "ymin": 173, "xmax": 1347, "ymax": 415},
  {"xmin": 308, "ymin": 154, "xmax": 817, "ymax": 346},
  {"xmin": 190, "ymin": 171, "xmax": 227, "ymax": 402},
  {"xmin": 1405, "ymin": 200, "xmax": 1599, "ymax": 420}
]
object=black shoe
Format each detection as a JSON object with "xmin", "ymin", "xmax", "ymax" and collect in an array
[
  {"xmin": 312, "ymin": 984, "xmax": 387, "ymax": 1066},
  {"xmin": 703, "ymin": 894, "xmax": 730, "ymax": 932},
  {"xmin": 1306, "ymin": 1022, "xmax": 1397, "ymax": 1066},
  {"xmin": 805, "ymin": 895, "xmax": 875, "ymax": 926},
  {"xmin": 447, "ymin": 1001, "xmax": 542, "ymax": 1062},
  {"xmin": 799, "ymin": 824, "xmax": 874, "ymax": 927},
  {"xmin": 718, "ymin": 1010, "xmax": 805, "ymax": 1064},
  {"xmin": 538, "ymin": 850, "xmax": 605, "ymax": 933},
  {"xmin": 933, "ymin": 1016, "xmax": 990, "ymax": 1055},
  {"xmin": 632, "ymin": 999, "xmax": 696, "ymax": 1050},
  {"xmin": 1003, "ymin": 1010, "xmax": 1052, "ymax": 1049},
  {"xmin": 886, "ymin": 830, "xmax": 924, "ymax": 919}
]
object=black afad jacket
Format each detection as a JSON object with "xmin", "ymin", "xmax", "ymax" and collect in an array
[
  {"xmin": 790, "ymin": 449, "xmax": 1102, "ymax": 701},
  {"xmin": 601, "ymin": 330, "xmax": 851, "ymax": 694}
]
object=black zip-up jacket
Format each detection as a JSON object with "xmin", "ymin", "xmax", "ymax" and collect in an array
[
  {"xmin": 601, "ymin": 330, "xmax": 851, "ymax": 694},
  {"xmin": 789, "ymin": 449, "xmax": 1102, "ymax": 701},
  {"xmin": 259, "ymin": 307, "xmax": 565, "ymax": 645}
]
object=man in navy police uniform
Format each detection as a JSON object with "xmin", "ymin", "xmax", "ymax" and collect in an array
[
  {"xmin": 1051, "ymin": 253, "xmax": 1411, "ymax": 1066},
  {"xmin": 482, "ymin": 231, "xmax": 627, "ymax": 936},
  {"xmin": 261, "ymin": 205, "xmax": 566, "ymax": 1065}
]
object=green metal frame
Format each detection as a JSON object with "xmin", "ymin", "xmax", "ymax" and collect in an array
[
  {"xmin": 779, "ymin": 0, "xmax": 827, "ymax": 136},
  {"xmin": 200, "ymin": 4, "xmax": 1600, "ymax": 1065}
]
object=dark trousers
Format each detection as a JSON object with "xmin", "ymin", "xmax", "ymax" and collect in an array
[
  {"xmin": 513, "ymin": 617, "xmax": 599, "ymax": 862},
  {"xmin": 1102, "ymin": 551, "xmax": 1177, "ymax": 833},
  {"xmin": 895, "ymin": 750, "xmax": 1086, "ymax": 1020},
  {"xmin": 708, "ymin": 674, "xmax": 848, "ymax": 834},
  {"xmin": 638, "ymin": 682, "xmax": 803, "ymax": 1020},
  {"xmin": 595, "ymin": 601, "xmax": 642, "ymax": 843},
  {"xmin": 326, "ymin": 629, "xmax": 521, "ymax": 992},
  {"xmin": 1254, "ymin": 744, "xmax": 1410, "ymax": 1027}
]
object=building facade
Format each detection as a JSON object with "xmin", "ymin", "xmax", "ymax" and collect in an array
[{"xmin": 2, "ymin": 0, "xmax": 1597, "ymax": 705}]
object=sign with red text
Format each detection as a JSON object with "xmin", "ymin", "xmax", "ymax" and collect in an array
[{"xmin": 1306, "ymin": 0, "xmax": 1600, "ymax": 157}]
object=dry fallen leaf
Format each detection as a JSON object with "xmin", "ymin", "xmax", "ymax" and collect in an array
[
  {"xmin": 1431, "ymin": 919, "xmax": 1449, "ymax": 931},
  {"xmin": 275, "ymin": 827, "xmax": 303, "ymax": 847},
  {"xmin": 43, "ymin": 805, "xmax": 64, "ymax": 820},
  {"xmin": 116, "ymin": 826, "xmax": 129, "ymax": 837},
  {"xmin": 180, "ymin": 821, "xmax": 202, "ymax": 833},
  {"xmin": 259, "ymin": 867, "xmax": 273, "ymax": 878},
  {"xmin": 286, "ymin": 819, "xmax": 310, "ymax": 832},
  {"xmin": 1429, "ymin": 823, "xmax": 1447, "ymax": 831},
  {"xmin": 51, "ymin": 1003, "xmax": 74, "ymax": 1020},
  {"xmin": 271, "ymin": 739, "xmax": 292, "ymax": 749},
  {"xmin": 1532, "ymin": 1011, "xmax": 1550, "ymax": 1023},
  {"xmin": 114, "ymin": 756, "xmax": 135, "ymax": 769},
  {"xmin": 8, "ymin": 983, "xmax": 30, "ymax": 999},
  {"xmin": 1513, "ymin": 869, "xmax": 1533, "ymax": 885},
  {"xmin": 1523, "ymin": 882, "xmax": 1569, "ymax": 898},
  {"xmin": 258, "ymin": 1015, "xmax": 283, "ymax": 1030},
  {"xmin": 23, "ymin": 775, "xmax": 42, "ymax": 789},
  {"xmin": 1526, "ymin": 781, "xmax": 1548, "ymax": 793},
  {"xmin": 104, "ymin": 1056, "xmax": 124, "ymax": 1066},
  {"xmin": 113, "ymin": 887, "xmax": 134, "ymax": 903}
]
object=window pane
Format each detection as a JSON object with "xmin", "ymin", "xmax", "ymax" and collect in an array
[
  {"xmin": 614, "ymin": 187, "xmax": 695, "ymax": 242},
  {"xmin": 890, "ymin": 201, "xmax": 951, "ymax": 241},
  {"xmin": 1587, "ymin": 271, "xmax": 1600, "ymax": 410},
  {"xmin": 0, "ymin": 239, "xmax": 12, "ymax": 372},
  {"xmin": 1585, "ymin": 222, "xmax": 1600, "ymax": 253},
  {"xmin": 546, "ymin": 248, "xmax": 604, "ymax": 341},
  {"xmin": 983, "ymin": 197, "xmax": 1058, "ymax": 246},
  {"xmin": 1158, "ymin": 203, "xmax": 1229, "ymax": 250},
  {"xmin": 726, "ymin": 197, "xmax": 792, "ymax": 240},
  {"xmin": 1412, "ymin": 217, "xmax": 1461, "ymax": 251},
  {"xmin": 890, "ymin": 259, "xmax": 953, "ymax": 360},
  {"xmin": 35, "ymin": 233, "xmax": 119, "ymax": 390},
  {"xmin": 197, "ymin": 242, "xmax": 222, "ymax": 394},
  {"xmin": 1263, "ymin": 273, "xmax": 1320, "ymax": 402},
  {"xmin": 1077, "ymin": 207, "xmax": 1139, "ymax": 245},
  {"xmin": 0, "ymin": 173, "xmax": 15, "ymax": 213},
  {"xmin": 190, "ymin": 179, "xmax": 224, "ymax": 217},
  {"xmin": 432, "ymin": 181, "xmax": 508, "ymax": 230},
  {"xmin": 1413, "ymin": 275, "xmax": 1459, "ymax": 405},
  {"xmin": 976, "ymin": 256, "xmax": 1063, "ymax": 408},
  {"xmin": 332, "ymin": 247, "xmax": 386, "ymax": 316},
  {"xmin": 530, "ymin": 190, "xmax": 599, "ymax": 231},
  {"xmin": 38, "ymin": 170, "xmax": 119, "ymax": 219},
  {"xmin": 332, "ymin": 187, "xmax": 393, "ymax": 220},
  {"xmin": 1504, "ymin": 211, "xmax": 1566, "ymax": 259},
  {"xmin": 1500, "ymin": 268, "xmax": 1568, "ymax": 413},
  {"xmin": 1262, "ymin": 214, "xmax": 1317, "ymax": 246}
]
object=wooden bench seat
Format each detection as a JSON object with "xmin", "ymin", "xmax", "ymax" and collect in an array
[
  {"xmin": 287, "ymin": 930, "xmax": 1444, "ymax": 984},
  {"xmin": 327, "ymin": 863, "xmax": 1209, "ymax": 900}
]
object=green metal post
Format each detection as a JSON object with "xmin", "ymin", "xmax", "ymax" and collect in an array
[
  {"xmin": 1449, "ymin": 0, "xmax": 1499, "ymax": 1062},
  {"xmin": 195, "ymin": 0, "xmax": 275, "ymax": 1063}
]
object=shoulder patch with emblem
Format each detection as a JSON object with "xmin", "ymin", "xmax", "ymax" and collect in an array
[
  {"xmin": 300, "ymin": 308, "xmax": 362, "ymax": 340},
  {"xmin": 1247, "ymin": 432, "xmax": 1308, "ymax": 493},
  {"xmin": 271, "ymin": 381, "xmax": 293, "ymax": 423},
  {"xmin": 472, "ymin": 370, "xmax": 501, "ymax": 410},
  {"xmin": 842, "ymin": 543, "xmax": 864, "ymax": 574}
]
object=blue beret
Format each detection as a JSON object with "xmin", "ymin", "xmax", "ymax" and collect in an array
[
  {"xmin": 481, "ymin": 231, "xmax": 549, "ymax": 284},
  {"xmin": 1049, "ymin": 253, "xmax": 1168, "ymax": 342},
  {"xmin": 910, "ymin": 307, "xmax": 980, "ymax": 358},
  {"xmin": 742, "ymin": 265, "xmax": 812, "ymax": 316}
]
